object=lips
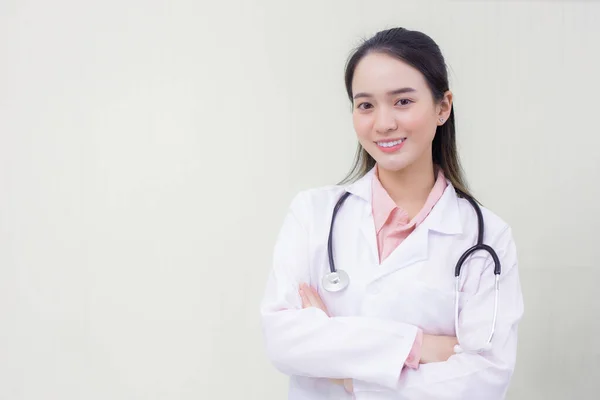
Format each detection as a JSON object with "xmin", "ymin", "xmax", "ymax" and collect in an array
[{"xmin": 375, "ymin": 138, "xmax": 406, "ymax": 153}]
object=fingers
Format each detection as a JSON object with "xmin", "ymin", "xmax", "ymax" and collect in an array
[
  {"xmin": 308, "ymin": 286, "xmax": 329, "ymax": 314},
  {"xmin": 343, "ymin": 379, "xmax": 354, "ymax": 393},
  {"xmin": 298, "ymin": 283, "xmax": 330, "ymax": 316},
  {"xmin": 299, "ymin": 285, "xmax": 311, "ymax": 308},
  {"xmin": 302, "ymin": 284, "xmax": 320, "ymax": 306},
  {"xmin": 329, "ymin": 379, "xmax": 354, "ymax": 394},
  {"xmin": 421, "ymin": 334, "xmax": 459, "ymax": 364},
  {"xmin": 305, "ymin": 285, "xmax": 330, "ymax": 316},
  {"xmin": 451, "ymin": 336, "xmax": 459, "ymax": 346}
]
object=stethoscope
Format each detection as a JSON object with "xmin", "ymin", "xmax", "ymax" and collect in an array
[{"xmin": 322, "ymin": 190, "xmax": 501, "ymax": 354}]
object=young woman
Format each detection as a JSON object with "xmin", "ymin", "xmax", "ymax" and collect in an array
[{"xmin": 260, "ymin": 27, "xmax": 524, "ymax": 400}]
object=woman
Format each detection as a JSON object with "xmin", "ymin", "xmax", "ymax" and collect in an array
[{"xmin": 260, "ymin": 27, "xmax": 524, "ymax": 399}]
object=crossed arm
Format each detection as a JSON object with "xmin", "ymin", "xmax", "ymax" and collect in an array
[
  {"xmin": 261, "ymin": 195, "xmax": 523, "ymax": 399},
  {"xmin": 298, "ymin": 283, "xmax": 459, "ymax": 394}
]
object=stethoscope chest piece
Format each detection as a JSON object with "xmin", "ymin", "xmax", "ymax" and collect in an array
[{"xmin": 322, "ymin": 270, "xmax": 350, "ymax": 292}]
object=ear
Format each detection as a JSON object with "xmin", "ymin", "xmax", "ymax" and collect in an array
[{"xmin": 437, "ymin": 91, "xmax": 453, "ymax": 126}]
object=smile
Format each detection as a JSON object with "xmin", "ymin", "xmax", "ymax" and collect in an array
[{"xmin": 376, "ymin": 138, "xmax": 406, "ymax": 148}]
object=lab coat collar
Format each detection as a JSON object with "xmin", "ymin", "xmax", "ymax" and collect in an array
[
  {"xmin": 343, "ymin": 166, "xmax": 463, "ymax": 236},
  {"xmin": 344, "ymin": 166, "xmax": 376, "ymax": 203},
  {"xmin": 422, "ymin": 181, "xmax": 463, "ymax": 235}
]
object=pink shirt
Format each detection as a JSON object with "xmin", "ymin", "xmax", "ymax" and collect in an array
[{"xmin": 371, "ymin": 166, "xmax": 448, "ymax": 369}]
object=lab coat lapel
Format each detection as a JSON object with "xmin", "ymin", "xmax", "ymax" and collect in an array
[
  {"xmin": 344, "ymin": 170, "xmax": 464, "ymax": 282},
  {"xmin": 369, "ymin": 181, "xmax": 464, "ymax": 283},
  {"xmin": 370, "ymin": 222, "xmax": 429, "ymax": 282},
  {"xmin": 344, "ymin": 168, "xmax": 379, "ymax": 266},
  {"xmin": 423, "ymin": 182, "xmax": 463, "ymax": 236},
  {"xmin": 358, "ymin": 207, "xmax": 379, "ymax": 267}
]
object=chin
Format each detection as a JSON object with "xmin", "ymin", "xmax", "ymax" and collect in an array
[
  {"xmin": 378, "ymin": 164, "xmax": 410, "ymax": 173},
  {"xmin": 373, "ymin": 158, "xmax": 412, "ymax": 173}
]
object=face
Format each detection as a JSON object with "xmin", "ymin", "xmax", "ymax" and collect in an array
[{"xmin": 351, "ymin": 52, "xmax": 452, "ymax": 174}]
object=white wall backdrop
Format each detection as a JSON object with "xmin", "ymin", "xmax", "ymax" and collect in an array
[{"xmin": 1, "ymin": 1, "xmax": 599, "ymax": 399}]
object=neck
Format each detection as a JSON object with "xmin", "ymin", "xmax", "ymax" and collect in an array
[{"xmin": 377, "ymin": 159, "xmax": 436, "ymax": 218}]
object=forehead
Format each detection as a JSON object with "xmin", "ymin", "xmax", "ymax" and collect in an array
[{"xmin": 352, "ymin": 52, "xmax": 428, "ymax": 94}]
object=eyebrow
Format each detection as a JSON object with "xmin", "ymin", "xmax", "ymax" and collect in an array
[{"xmin": 352, "ymin": 87, "xmax": 417, "ymax": 100}]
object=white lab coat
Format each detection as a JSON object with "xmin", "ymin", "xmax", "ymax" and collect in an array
[{"xmin": 260, "ymin": 168, "xmax": 524, "ymax": 400}]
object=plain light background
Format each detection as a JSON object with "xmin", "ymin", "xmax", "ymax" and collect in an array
[{"xmin": 1, "ymin": 0, "xmax": 599, "ymax": 399}]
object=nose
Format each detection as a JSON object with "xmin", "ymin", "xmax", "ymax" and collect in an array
[{"xmin": 374, "ymin": 107, "xmax": 397, "ymax": 134}]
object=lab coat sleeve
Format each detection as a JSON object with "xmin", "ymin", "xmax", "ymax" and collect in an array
[
  {"xmin": 260, "ymin": 192, "xmax": 420, "ymax": 389},
  {"xmin": 352, "ymin": 226, "xmax": 525, "ymax": 400}
]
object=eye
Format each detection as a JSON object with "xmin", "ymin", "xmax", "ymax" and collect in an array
[
  {"xmin": 396, "ymin": 98, "xmax": 413, "ymax": 106},
  {"xmin": 356, "ymin": 102, "xmax": 373, "ymax": 110}
]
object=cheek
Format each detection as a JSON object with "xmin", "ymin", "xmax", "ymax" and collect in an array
[
  {"xmin": 352, "ymin": 113, "xmax": 372, "ymax": 139},
  {"xmin": 401, "ymin": 108, "xmax": 436, "ymax": 138}
]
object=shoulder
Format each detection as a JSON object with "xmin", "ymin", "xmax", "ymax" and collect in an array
[
  {"xmin": 455, "ymin": 195, "xmax": 515, "ymax": 251},
  {"xmin": 288, "ymin": 184, "xmax": 348, "ymax": 220}
]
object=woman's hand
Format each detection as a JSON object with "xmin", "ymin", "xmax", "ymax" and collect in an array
[
  {"xmin": 299, "ymin": 283, "xmax": 330, "ymax": 316},
  {"xmin": 298, "ymin": 284, "xmax": 455, "ymax": 379},
  {"xmin": 420, "ymin": 334, "xmax": 458, "ymax": 364},
  {"xmin": 299, "ymin": 283, "xmax": 353, "ymax": 394}
]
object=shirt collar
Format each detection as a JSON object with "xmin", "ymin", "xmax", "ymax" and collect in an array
[
  {"xmin": 370, "ymin": 165, "xmax": 448, "ymax": 233},
  {"xmin": 371, "ymin": 167, "xmax": 405, "ymax": 233},
  {"xmin": 343, "ymin": 165, "xmax": 463, "ymax": 236}
]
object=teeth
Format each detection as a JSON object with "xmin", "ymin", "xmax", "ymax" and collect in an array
[{"xmin": 377, "ymin": 139, "xmax": 405, "ymax": 148}]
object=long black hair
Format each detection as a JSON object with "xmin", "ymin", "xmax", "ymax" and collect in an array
[{"xmin": 340, "ymin": 27, "xmax": 473, "ymax": 199}]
